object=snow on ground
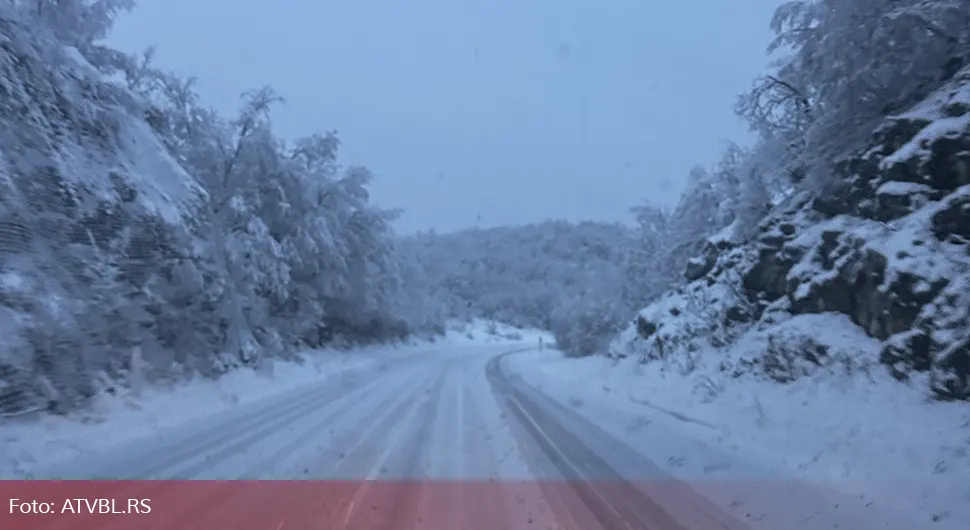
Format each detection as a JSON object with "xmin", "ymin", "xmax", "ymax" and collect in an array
[
  {"xmin": 439, "ymin": 318, "xmax": 553, "ymax": 346},
  {"xmin": 1, "ymin": 348, "xmax": 373, "ymax": 477},
  {"xmin": 880, "ymin": 112, "xmax": 970, "ymax": 168},
  {"xmin": 509, "ymin": 312, "xmax": 970, "ymax": 529},
  {"xmin": 0, "ymin": 324, "xmax": 537, "ymax": 478}
]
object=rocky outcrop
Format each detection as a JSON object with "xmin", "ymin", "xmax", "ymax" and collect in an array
[
  {"xmin": 931, "ymin": 191, "xmax": 970, "ymax": 241},
  {"xmin": 616, "ymin": 66, "xmax": 970, "ymax": 400},
  {"xmin": 611, "ymin": 230, "xmax": 759, "ymax": 365},
  {"xmin": 741, "ymin": 217, "xmax": 810, "ymax": 305},
  {"xmin": 684, "ymin": 226, "xmax": 738, "ymax": 282},
  {"xmin": 736, "ymin": 190, "xmax": 970, "ymax": 399},
  {"xmin": 735, "ymin": 69, "xmax": 970, "ymax": 400}
]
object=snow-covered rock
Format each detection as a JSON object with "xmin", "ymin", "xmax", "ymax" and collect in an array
[{"xmin": 615, "ymin": 66, "xmax": 970, "ymax": 401}]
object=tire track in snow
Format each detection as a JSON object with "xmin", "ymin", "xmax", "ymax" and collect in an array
[{"xmin": 487, "ymin": 351, "xmax": 752, "ymax": 530}]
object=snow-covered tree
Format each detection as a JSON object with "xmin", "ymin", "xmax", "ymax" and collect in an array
[
  {"xmin": 29, "ymin": 0, "xmax": 134, "ymax": 48},
  {"xmin": 622, "ymin": 203, "xmax": 670, "ymax": 309},
  {"xmin": 741, "ymin": 0, "xmax": 970, "ymax": 179},
  {"xmin": 401, "ymin": 221, "xmax": 633, "ymax": 356},
  {"xmin": 0, "ymin": 1, "xmax": 413, "ymax": 413}
]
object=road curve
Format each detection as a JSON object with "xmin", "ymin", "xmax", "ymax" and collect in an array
[{"xmin": 9, "ymin": 344, "xmax": 753, "ymax": 530}]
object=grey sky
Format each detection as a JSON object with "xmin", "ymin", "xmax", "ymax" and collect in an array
[{"xmin": 107, "ymin": 0, "xmax": 781, "ymax": 234}]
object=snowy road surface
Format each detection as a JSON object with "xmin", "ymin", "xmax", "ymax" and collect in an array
[{"xmin": 19, "ymin": 344, "xmax": 935, "ymax": 530}]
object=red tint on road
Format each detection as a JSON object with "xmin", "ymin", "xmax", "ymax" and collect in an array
[{"xmin": 0, "ymin": 479, "xmax": 766, "ymax": 530}]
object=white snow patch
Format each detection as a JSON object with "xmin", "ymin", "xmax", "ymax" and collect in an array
[
  {"xmin": 866, "ymin": 191, "xmax": 969, "ymax": 283},
  {"xmin": 899, "ymin": 68, "xmax": 970, "ymax": 121},
  {"xmin": 706, "ymin": 219, "xmax": 740, "ymax": 246},
  {"xmin": 783, "ymin": 198, "xmax": 969, "ymax": 296},
  {"xmin": 60, "ymin": 46, "xmax": 101, "ymax": 80},
  {"xmin": 0, "ymin": 348, "xmax": 372, "ymax": 477},
  {"xmin": 880, "ymin": 113, "xmax": 970, "ymax": 168},
  {"xmin": 112, "ymin": 116, "xmax": 206, "ymax": 223},
  {"xmin": 875, "ymin": 181, "xmax": 935, "ymax": 196},
  {"xmin": 0, "ymin": 270, "xmax": 27, "ymax": 291}
]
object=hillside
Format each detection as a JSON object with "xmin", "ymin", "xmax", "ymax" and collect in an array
[
  {"xmin": 509, "ymin": 52, "xmax": 970, "ymax": 530},
  {"xmin": 574, "ymin": 4, "xmax": 970, "ymax": 523},
  {"xmin": 0, "ymin": 2, "xmax": 411, "ymax": 416},
  {"xmin": 611, "ymin": 13, "xmax": 970, "ymax": 402},
  {"xmin": 0, "ymin": 8, "xmax": 205, "ymax": 414},
  {"xmin": 399, "ymin": 220, "xmax": 634, "ymax": 355}
]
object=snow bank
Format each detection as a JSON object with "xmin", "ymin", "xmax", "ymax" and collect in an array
[
  {"xmin": 0, "ymin": 349, "xmax": 367, "ymax": 477},
  {"xmin": 511, "ymin": 313, "xmax": 970, "ymax": 529},
  {"xmin": 1, "ymin": 344, "xmax": 406, "ymax": 478}
]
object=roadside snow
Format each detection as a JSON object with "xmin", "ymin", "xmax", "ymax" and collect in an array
[
  {"xmin": 440, "ymin": 318, "xmax": 553, "ymax": 346},
  {"xmin": 0, "ymin": 323, "xmax": 540, "ymax": 479},
  {"xmin": 508, "ymin": 312, "xmax": 970, "ymax": 530},
  {"xmin": 0, "ymin": 348, "xmax": 380, "ymax": 478}
]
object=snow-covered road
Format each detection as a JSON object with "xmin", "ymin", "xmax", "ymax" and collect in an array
[
  {"xmin": 23, "ymin": 344, "xmax": 747, "ymax": 529},
  {"xmin": 10, "ymin": 342, "xmax": 949, "ymax": 530}
]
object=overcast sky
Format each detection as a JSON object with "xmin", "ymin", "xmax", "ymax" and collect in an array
[{"xmin": 107, "ymin": 0, "xmax": 781, "ymax": 234}]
